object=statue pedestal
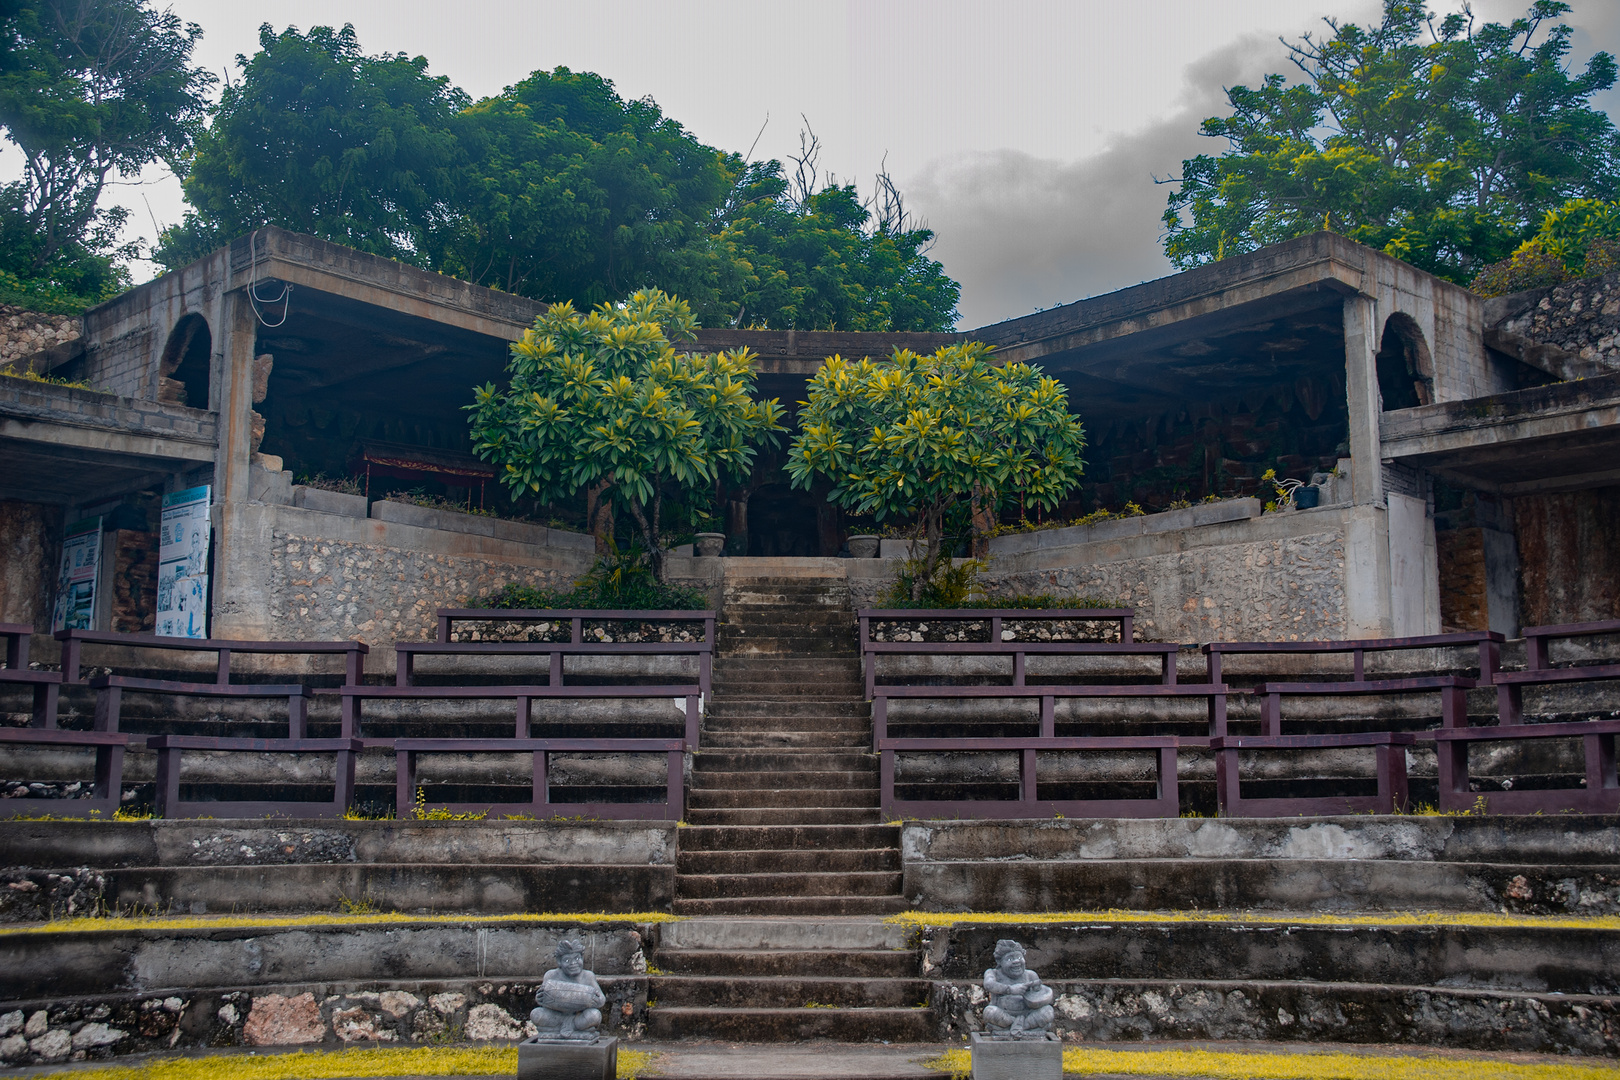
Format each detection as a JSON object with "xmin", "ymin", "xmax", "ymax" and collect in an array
[
  {"xmin": 516, "ymin": 1034, "xmax": 617, "ymax": 1080},
  {"xmin": 970, "ymin": 1031, "xmax": 1062, "ymax": 1080}
]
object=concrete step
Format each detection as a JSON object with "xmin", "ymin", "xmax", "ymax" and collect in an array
[
  {"xmin": 676, "ymin": 824, "xmax": 900, "ymax": 852},
  {"xmin": 655, "ymin": 949, "xmax": 917, "ymax": 979},
  {"xmin": 676, "ymin": 848, "xmax": 900, "ymax": 875},
  {"xmin": 670, "ymin": 895, "xmax": 909, "ymax": 917},
  {"xmin": 689, "ymin": 770, "xmax": 877, "ymax": 791},
  {"xmin": 711, "ymin": 680, "xmax": 865, "ymax": 696},
  {"xmin": 661, "ymin": 918, "xmax": 909, "ymax": 951},
  {"xmin": 683, "ymin": 807, "xmax": 883, "ymax": 826},
  {"xmin": 700, "ymin": 731, "xmax": 871, "ymax": 750},
  {"xmin": 648, "ymin": 975, "xmax": 928, "ymax": 1009},
  {"xmin": 706, "ymin": 699, "xmax": 869, "ymax": 717},
  {"xmin": 703, "ymin": 715, "xmax": 870, "ymax": 732},
  {"xmin": 645, "ymin": 1005, "xmax": 936, "ymax": 1042},
  {"xmin": 717, "ymin": 658, "xmax": 863, "ymax": 675},
  {"xmin": 674, "ymin": 870, "xmax": 903, "ymax": 900},
  {"xmin": 693, "ymin": 751, "xmax": 875, "ymax": 772},
  {"xmin": 688, "ymin": 788, "xmax": 878, "ymax": 810}
]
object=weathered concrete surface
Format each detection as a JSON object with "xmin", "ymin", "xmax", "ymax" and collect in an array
[
  {"xmin": 0, "ymin": 499, "xmax": 59, "ymax": 625},
  {"xmin": 1514, "ymin": 485, "xmax": 1620, "ymax": 627},
  {"xmin": 0, "ymin": 819, "xmax": 677, "ymax": 868},
  {"xmin": 980, "ymin": 507, "xmax": 1351, "ymax": 643},
  {"xmin": 222, "ymin": 502, "xmax": 595, "ymax": 654},
  {"xmin": 0, "ymin": 920, "xmax": 653, "ymax": 1000},
  {"xmin": 920, "ymin": 920, "xmax": 1620, "ymax": 1053},
  {"xmin": 930, "ymin": 977, "xmax": 1618, "ymax": 1054},
  {"xmin": 903, "ymin": 816, "xmax": 1620, "ymax": 863},
  {"xmin": 900, "ymin": 817, "xmax": 1620, "ymax": 915},
  {"xmin": 1485, "ymin": 271, "xmax": 1620, "ymax": 380},
  {"xmin": 0, "ymin": 821, "xmax": 679, "ymax": 920},
  {"xmin": 0, "ymin": 975, "xmax": 649, "ymax": 1065}
]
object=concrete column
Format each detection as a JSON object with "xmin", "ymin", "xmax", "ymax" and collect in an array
[
  {"xmin": 1343, "ymin": 503, "xmax": 1393, "ymax": 637},
  {"xmin": 208, "ymin": 290, "xmax": 269, "ymax": 639},
  {"xmin": 1343, "ymin": 295, "xmax": 1384, "ymax": 507},
  {"xmin": 1387, "ymin": 492, "xmax": 1440, "ymax": 636}
]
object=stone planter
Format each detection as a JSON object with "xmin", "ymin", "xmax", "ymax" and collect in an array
[
  {"xmin": 847, "ymin": 534, "xmax": 880, "ymax": 558},
  {"xmin": 694, "ymin": 532, "xmax": 726, "ymax": 558}
]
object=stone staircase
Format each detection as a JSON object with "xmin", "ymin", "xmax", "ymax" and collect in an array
[
  {"xmin": 652, "ymin": 569, "xmax": 926, "ymax": 1041},
  {"xmin": 677, "ymin": 571, "xmax": 904, "ymax": 916},
  {"xmin": 647, "ymin": 918, "xmax": 934, "ymax": 1042}
]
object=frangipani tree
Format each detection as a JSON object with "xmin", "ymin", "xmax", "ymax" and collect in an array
[
  {"xmin": 467, "ymin": 289, "xmax": 785, "ymax": 581},
  {"xmin": 786, "ymin": 343, "xmax": 1086, "ymax": 597}
]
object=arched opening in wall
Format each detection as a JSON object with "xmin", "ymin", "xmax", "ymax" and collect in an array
[
  {"xmin": 1377, "ymin": 313, "xmax": 1433, "ymax": 411},
  {"xmin": 159, "ymin": 314, "xmax": 211, "ymax": 409}
]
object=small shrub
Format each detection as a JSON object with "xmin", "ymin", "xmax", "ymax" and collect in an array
[
  {"xmin": 1469, "ymin": 239, "xmax": 1568, "ymax": 298},
  {"xmin": 474, "ymin": 541, "xmax": 709, "ymax": 611},
  {"xmin": 295, "ymin": 472, "xmax": 366, "ymax": 496},
  {"xmin": 1, "ymin": 367, "xmax": 93, "ymax": 390}
]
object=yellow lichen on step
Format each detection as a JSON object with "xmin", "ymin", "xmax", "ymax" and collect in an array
[
  {"xmin": 13, "ymin": 1045, "xmax": 660, "ymax": 1079},
  {"xmin": 887, "ymin": 908, "xmax": 1620, "ymax": 932},
  {"xmin": 0, "ymin": 911, "xmax": 681, "ymax": 936},
  {"xmin": 923, "ymin": 1046, "xmax": 1620, "ymax": 1080}
]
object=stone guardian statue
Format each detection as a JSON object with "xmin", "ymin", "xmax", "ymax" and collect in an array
[
  {"xmin": 530, "ymin": 938, "xmax": 606, "ymax": 1040},
  {"xmin": 982, "ymin": 938, "xmax": 1055, "ymax": 1037}
]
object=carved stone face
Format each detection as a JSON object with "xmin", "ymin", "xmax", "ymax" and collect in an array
[
  {"xmin": 559, "ymin": 952, "xmax": 585, "ymax": 977},
  {"xmin": 999, "ymin": 952, "xmax": 1026, "ymax": 978}
]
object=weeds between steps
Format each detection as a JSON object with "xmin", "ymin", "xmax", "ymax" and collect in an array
[
  {"xmin": 9, "ymin": 1046, "xmax": 660, "ymax": 1079},
  {"xmin": 886, "ymin": 909, "xmax": 1620, "ymax": 931},
  {"xmin": 925, "ymin": 1046, "xmax": 1620, "ymax": 1080}
]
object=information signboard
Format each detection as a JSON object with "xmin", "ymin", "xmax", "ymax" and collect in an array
[
  {"xmin": 52, "ymin": 517, "xmax": 103, "ymax": 631},
  {"xmin": 156, "ymin": 485, "xmax": 211, "ymax": 639}
]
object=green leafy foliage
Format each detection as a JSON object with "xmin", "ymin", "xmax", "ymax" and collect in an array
[
  {"xmin": 787, "ymin": 343, "xmax": 1086, "ymax": 598},
  {"xmin": 0, "ymin": 0, "xmax": 212, "ymax": 301},
  {"xmin": 157, "ymin": 23, "xmax": 465, "ymax": 268},
  {"xmin": 467, "ymin": 288, "xmax": 785, "ymax": 581},
  {"xmin": 1470, "ymin": 197, "xmax": 1620, "ymax": 295},
  {"xmin": 432, "ymin": 67, "xmax": 735, "ymax": 310},
  {"xmin": 1163, "ymin": 1, "xmax": 1620, "ymax": 284},
  {"xmin": 712, "ymin": 161, "xmax": 961, "ymax": 331},
  {"xmin": 474, "ymin": 542, "xmax": 708, "ymax": 612},
  {"xmin": 156, "ymin": 24, "xmax": 960, "ymax": 329}
]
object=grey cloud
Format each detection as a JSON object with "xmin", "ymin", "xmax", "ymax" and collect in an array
[{"xmin": 910, "ymin": 33, "xmax": 1285, "ymax": 331}]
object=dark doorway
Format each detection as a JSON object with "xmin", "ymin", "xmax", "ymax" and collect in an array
[
  {"xmin": 747, "ymin": 483, "xmax": 820, "ymax": 556},
  {"xmin": 1376, "ymin": 313, "xmax": 1433, "ymax": 411},
  {"xmin": 160, "ymin": 314, "xmax": 212, "ymax": 409}
]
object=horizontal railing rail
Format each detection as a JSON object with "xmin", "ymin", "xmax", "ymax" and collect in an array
[{"xmin": 55, "ymin": 629, "xmax": 368, "ymax": 685}]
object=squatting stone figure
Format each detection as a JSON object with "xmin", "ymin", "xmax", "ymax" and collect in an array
[
  {"xmin": 530, "ymin": 938, "xmax": 606, "ymax": 1040},
  {"xmin": 982, "ymin": 939, "xmax": 1054, "ymax": 1037}
]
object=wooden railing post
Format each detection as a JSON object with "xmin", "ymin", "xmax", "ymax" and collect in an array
[
  {"xmin": 534, "ymin": 749, "xmax": 549, "ymax": 807},
  {"xmin": 396, "ymin": 747, "xmax": 416, "ymax": 818},
  {"xmin": 1040, "ymin": 696, "xmax": 1055, "ymax": 739},
  {"xmin": 288, "ymin": 692, "xmax": 307, "ymax": 740},
  {"xmin": 515, "ymin": 696, "xmax": 530, "ymax": 739},
  {"xmin": 215, "ymin": 648, "xmax": 232, "ymax": 685},
  {"xmin": 155, "ymin": 744, "xmax": 181, "ymax": 818},
  {"xmin": 879, "ymin": 747, "xmax": 895, "ymax": 819},
  {"xmin": 873, "ymin": 695, "xmax": 888, "ymax": 753},
  {"xmin": 1020, "ymin": 748, "xmax": 1039, "ymax": 809},
  {"xmin": 93, "ymin": 683, "xmax": 121, "ymax": 733},
  {"xmin": 1013, "ymin": 651, "xmax": 1026, "ymax": 687},
  {"xmin": 685, "ymin": 695, "xmax": 700, "ymax": 750}
]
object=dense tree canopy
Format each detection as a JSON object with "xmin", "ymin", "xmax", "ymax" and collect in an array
[
  {"xmin": 467, "ymin": 289, "xmax": 785, "ymax": 581},
  {"xmin": 157, "ymin": 24, "xmax": 960, "ymax": 330},
  {"xmin": 0, "ymin": 0, "xmax": 213, "ymax": 307},
  {"xmin": 155, "ymin": 23, "xmax": 465, "ymax": 267},
  {"xmin": 786, "ymin": 344, "xmax": 1086, "ymax": 594},
  {"xmin": 1163, "ymin": 0, "xmax": 1620, "ymax": 283}
]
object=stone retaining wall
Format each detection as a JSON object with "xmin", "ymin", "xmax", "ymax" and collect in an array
[{"xmin": 0, "ymin": 306, "xmax": 80, "ymax": 369}]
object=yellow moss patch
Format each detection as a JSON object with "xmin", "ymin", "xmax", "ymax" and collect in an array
[
  {"xmin": 921, "ymin": 1046, "xmax": 1620, "ymax": 1080},
  {"xmin": 0, "ymin": 911, "xmax": 680, "ymax": 937},
  {"xmin": 19, "ymin": 1045, "xmax": 660, "ymax": 1079},
  {"xmin": 887, "ymin": 908, "xmax": 1620, "ymax": 932}
]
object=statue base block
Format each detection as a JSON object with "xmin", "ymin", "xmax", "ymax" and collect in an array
[
  {"xmin": 970, "ymin": 1031, "xmax": 1062, "ymax": 1080},
  {"xmin": 516, "ymin": 1034, "xmax": 617, "ymax": 1080}
]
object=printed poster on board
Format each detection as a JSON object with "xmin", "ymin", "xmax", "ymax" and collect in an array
[
  {"xmin": 51, "ymin": 517, "xmax": 103, "ymax": 631},
  {"xmin": 156, "ymin": 485, "xmax": 211, "ymax": 639}
]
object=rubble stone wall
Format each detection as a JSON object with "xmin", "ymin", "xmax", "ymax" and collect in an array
[
  {"xmin": 0, "ymin": 306, "xmax": 80, "ymax": 369},
  {"xmin": 1493, "ymin": 270, "xmax": 1620, "ymax": 371}
]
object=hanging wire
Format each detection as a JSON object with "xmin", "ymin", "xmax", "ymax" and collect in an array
[{"xmin": 246, "ymin": 228, "xmax": 293, "ymax": 328}]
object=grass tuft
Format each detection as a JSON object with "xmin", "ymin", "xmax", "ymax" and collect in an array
[
  {"xmin": 923, "ymin": 1045, "xmax": 1620, "ymax": 1079},
  {"xmin": 11, "ymin": 1045, "xmax": 660, "ymax": 1079},
  {"xmin": 0, "ymin": 910, "xmax": 680, "ymax": 937},
  {"xmin": 886, "ymin": 908, "xmax": 1620, "ymax": 932}
]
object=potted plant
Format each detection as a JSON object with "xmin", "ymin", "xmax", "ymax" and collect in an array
[{"xmin": 847, "ymin": 534, "xmax": 880, "ymax": 558}]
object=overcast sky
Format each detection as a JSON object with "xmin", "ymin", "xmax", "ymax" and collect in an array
[{"xmin": 42, "ymin": 0, "xmax": 1620, "ymax": 328}]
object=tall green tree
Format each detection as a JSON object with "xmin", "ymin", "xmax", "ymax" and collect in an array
[
  {"xmin": 156, "ymin": 23, "xmax": 465, "ymax": 268},
  {"xmin": 786, "ymin": 344, "xmax": 1086, "ymax": 596},
  {"xmin": 1163, "ymin": 0, "xmax": 1620, "ymax": 283},
  {"xmin": 714, "ymin": 160, "xmax": 960, "ymax": 331},
  {"xmin": 0, "ymin": 0, "xmax": 213, "ymax": 304},
  {"xmin": 432, "ymin": 67, "xmax": 738, "ymax": 311},
  {"xmin": 467, "ymin": 289, "xmax": 785, "ymax": 582}
]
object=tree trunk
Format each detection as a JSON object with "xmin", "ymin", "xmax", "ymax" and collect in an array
[
  {"xmin": 586, "ymin": 479, "xmax": 615, "ymax": 554},
  {"xmin": 627, "ymin": 493, "xmax": 667, "ymax": 583},
  {"xmin": 970, "ymin": 487, "xmax": 995, "ymax": 559}
]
